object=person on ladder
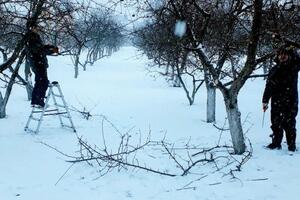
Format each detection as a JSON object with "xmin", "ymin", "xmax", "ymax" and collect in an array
[{"xmin": 25, "ymin": 23, "xmax": 58, "ymax": 108}]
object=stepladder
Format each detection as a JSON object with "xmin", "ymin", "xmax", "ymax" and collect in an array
[{"xmin": 25, "ymin": 81, "xmax": 76, "ymax": 134}]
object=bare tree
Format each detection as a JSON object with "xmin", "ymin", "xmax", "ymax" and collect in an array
[
  {"xmin": 188, "ymin": 0, "xmax": 299, "ymax": 154},
  {"xmin": 0, "ymin": 0, "xmax": 82, "ymax": 118},
  {"xmin": 129, "ymin": 0, "xmax": 299, "ymax": 154},
  {"xmin": 132, "ymin": 1, "xmax": 231, "ymax": 124},
  {"xmin": 191, "ymin": 0, "xmax": 263, "ymax": 154},
  {"xmin": 0, "ymin": 0, "xmax": 46, "ymax": 118},
  {"xmin": 133, "ymin": 15, "xmax": 206, "ymax": 106}
]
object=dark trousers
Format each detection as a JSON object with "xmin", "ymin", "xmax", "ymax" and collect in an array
[
  {"xmin": 270, "ymin": 101, "xmax": 298, "ymax": 147},
  {"xmin": 31, "ymin": 69, "xmax": 49, "ymax": 106}
]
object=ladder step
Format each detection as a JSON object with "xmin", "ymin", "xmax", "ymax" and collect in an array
[
  {"xmin": 62, "ymin": 125, "xmax": 75, "ymax": 129},
  {"xmin": 25, "ymin": 81, "xmax": 76, "ymax": 134},
  {"xmin": 30, "ymin": 116, "xmax": 41, "ymax": 121},
  {"xmin": 33, "ymin": 109, "xmax": 58, "ymax": 113},
  {"xmin": 53, "ymin": 93, "xmax": 62, "ymax": 98},
  {"xmin": 55, "ymin": 104, "xmax": 66, "ymax": 108},
  {"xmin": 44, "ymin": 112, "xmax": 68, "ymax": 116},
  {"xmin": 24, "ymin": 128, "xmax": 37, "ymax": 134}
]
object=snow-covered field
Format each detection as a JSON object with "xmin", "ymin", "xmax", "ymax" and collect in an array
[{"xmin": 1, "ymin": 47, "xmax": 299, "ymax": 200}]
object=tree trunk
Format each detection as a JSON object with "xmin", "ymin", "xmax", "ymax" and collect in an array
[
  {"xmin": 74, "ymin": 55, "xmax": 79, "ymax": 78},
  {"xmin": 173, "ymin": 55, "xmax": 186, "ymax": 88},
  {"xmin": 170, "ymin": 65, "xmax": 175, "ymax": 81},
  {"xmin": 224, "ymin": 94, "xmax": 246, "ymax": 154},
  {"xmin": 0, "ymin": 49, "xmax": 8, "ymax": 63},
  {"xmin": 165, "ymin": 62, "xmax": 170, "ymax": 76},
  {"xmin": 0, "ymin": 51, "xmax": 25, "ymax": 118},
  {"xmin": 74, "ymin": 45, "xmax": 83, "ymax": 78},
  {"xmin": 0, "ymin": 92, "xmax": 5, "ymax": 118},
  {"xmin": 206, "ymin": 82, "xmax": 216, "ymax": 123},
  {"xmin": 24, "ymin": 59, "xmax": 33, "ymax": 100},
  {"xmin": 173, "ymin": 74, "xmax": 181, "ymax": 87},
  {"xmin": 74, "ymin": 54, "xmax": 80, "ymax": 78}
]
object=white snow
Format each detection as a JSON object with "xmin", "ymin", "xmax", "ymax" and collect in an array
[{"xmin": 1, "ymin": 46, "xmax": 300, "ymax": 200}]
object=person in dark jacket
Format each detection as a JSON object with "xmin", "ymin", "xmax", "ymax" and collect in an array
[
  {"xmin": 262, "ymin": 46, "xmax": 300, "ymax": 152},
  {"xmin": 25, "ymin": 25, "xmax": 58, "ymax": 108}
]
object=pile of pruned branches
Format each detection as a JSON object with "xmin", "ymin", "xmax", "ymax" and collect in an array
[{"xmin": 47, "ymin": 115, "xmax": 252, "ymax": 181}]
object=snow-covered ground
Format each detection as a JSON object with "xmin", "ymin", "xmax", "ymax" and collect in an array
[{"xmin": 1, "ymin": 47, "xmax": 299, "ymax": 200}]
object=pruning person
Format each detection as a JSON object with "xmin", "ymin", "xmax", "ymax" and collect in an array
[
  {"xmin": 25, "ymin": 24, "xmax": 58, "ymax": 108},
  {"xmin": 262, "ymin": 46, "xmax": 300, "ymax": 152}
]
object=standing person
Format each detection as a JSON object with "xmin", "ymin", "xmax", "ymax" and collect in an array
[
  {"xmin": 25, "ymin": 24, "xmax": 58, "ymax": 108},
  {"xmin": 262, "ymin": 46, "xmax": 300, "ymax": 152}
]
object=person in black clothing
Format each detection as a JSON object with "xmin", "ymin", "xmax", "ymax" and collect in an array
[
  {"xmin": 262, "ymin": 46, "xmax": 300, "ymax": 152},
  {"xmin": 25, "ymin": 25, "xmax": 58, "ymax": 108}
]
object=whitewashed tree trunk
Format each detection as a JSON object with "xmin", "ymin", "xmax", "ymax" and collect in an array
[
  {"xmin": 73, "ymin": 44, "xmax": 84, "ymax": 78},
  {"xmin": 174, "ymin": 56, "xmax": 186, "ymax": 88},
  {"xmin": 206, "ymin": 82, "xmax": 216, "ymax": 123},
  {"xmin": 165, "ymin": 62, "xmax": 170, "ymax": 75},
  {"xmin": 74, "ymin": 48, "xmax": 81, "ymax": 79},
  {"xmin": 170, "ymin": 65, "xmax": 175, "ymax": 81},
  {"xmin": 74, "ymin": 55, "xmax": 79, "ymax": 78},
  {"xmin": 173, "ymin": 75, "xmax": 181, "ymax": 87},
  {"xmin": 83, "ymin": 62, "xmax": 87, "ymax": 71},
  {"xmin": 224, "ymin": 95, "xmax": 246, "ymax": 154}
]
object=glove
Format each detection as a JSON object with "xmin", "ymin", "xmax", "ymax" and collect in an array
[
  {"xmin": 263, "ymin": 103, "xmax": 268, "ymax": 112},
  {"xmin": 52, "ymin": 47, "xmax": 59, "ymax": 53}
]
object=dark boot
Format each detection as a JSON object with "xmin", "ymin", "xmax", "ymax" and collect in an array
[
  {"xmin": 283, "ymin": 104, "xmax": 298, "ymax": 152},
  {"xmin": 266, "ymin": 143, "xmax": 282, "ymax": 150},
  {"xmin": 288, "ymin": 144, "xmax": 296, "ymax": 152},
  {"xmin": 287, "ymin": 134, "xmax": 296, "ymax": 152},
  {"xmin": 284, "ymin": 122, "xmax": 297, "ymax": 152},
  {"xmin": 268, "ymin": 129, "xmax": 283, "ymax": 150},
  {"xmin": 270, "ymin": 125, "xmax": 284, "ymax": 147},
  {"xmin": 37, "ymin": 99, "xmax": 45, "ymax": 107}
]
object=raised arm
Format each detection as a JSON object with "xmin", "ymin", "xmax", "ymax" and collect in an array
[{"xmin": 43, "ymin": 45, "xmax": 58, "ymax": 55}]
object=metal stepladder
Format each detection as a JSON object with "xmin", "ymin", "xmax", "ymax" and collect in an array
[{"xmin": 24, "ymin": 81, "xmax": 76, "ymax": 134}]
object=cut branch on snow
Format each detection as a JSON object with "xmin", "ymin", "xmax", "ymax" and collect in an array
[{"xmin": 44, "ymin": 115, "xmax": 253, "ymax": 182}]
